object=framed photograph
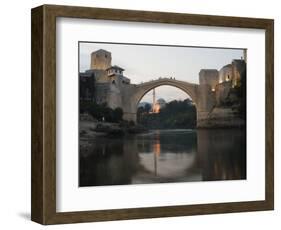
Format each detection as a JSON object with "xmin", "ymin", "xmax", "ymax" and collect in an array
[{"xmin": 31, "ymin": 4, "xmax": 274, "ymax": 224}]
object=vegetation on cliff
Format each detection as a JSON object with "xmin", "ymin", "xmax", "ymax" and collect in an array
[{"xmin": 218, "ymin": 68, "xmax": 246, "ymax": 120}]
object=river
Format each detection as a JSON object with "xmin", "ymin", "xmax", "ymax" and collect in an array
[{"xmin": 79, "ymin": 129, "xmax": 246, "ymax": 186}]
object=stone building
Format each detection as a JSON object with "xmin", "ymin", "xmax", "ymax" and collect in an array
[
  {"xmin": 91, "ymin": 49, "xmax": 111, "ymax": 70},
  {"xmin": 79, "ymin": 71, "xmax": 95, "ymax": 102},
  {"xmin": 218, "ymin": 59, "xmax": 246, "ymax": 87},
  {"xmin": 232, "ymin": 59, "xmax": 246, "ymax": 87},
  {"xmin": 216, "ymin": 59, "xmax": 246, "ymax": 106},
  {"xmin": 79, "ymin": 49, "xmax": 131, "ymax": 109},
  {"xmin": 195, "ymin": 58, "xmax": 246, "ymax": 127},
  {"xmin": 196, "ymin": 69, "xmax": 219, "ymax": 119},
  {"xmin": 106, "ymin": 65, "xmax": 131, "ymax": 86},
  {"xmin": 219, "ymin": 64, "xmax": 232, "ymax": 83},
  {"xmin": 153, "ymin": 98, "xmax": 166, "ymax": 113},
  {"xmin": 199, "ymin": 69, "xmax": 219, "ymax": 92}
]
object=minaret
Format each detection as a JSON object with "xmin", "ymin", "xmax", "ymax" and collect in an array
[{"xmin": 152, "ymin": 88, "xmax": 156, "ymax": 113}]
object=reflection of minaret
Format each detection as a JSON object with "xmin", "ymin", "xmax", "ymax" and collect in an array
[
  {"xmin": 152, "ymin": 88, "xmax": 156, "ymax": 113},
  {"xmin": 154, "ymin": 150, "xmax": 157, "ymax": 176},
  {"xmin": 153, "ymin": 134, "xmax": 161, "ymax": 175}
]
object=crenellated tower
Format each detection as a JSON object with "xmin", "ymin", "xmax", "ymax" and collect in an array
[{"xmin": 90, "ymin": 49, "xmax": 112, "ymax": 70}]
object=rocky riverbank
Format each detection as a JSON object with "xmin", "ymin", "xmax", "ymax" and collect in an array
[
  {"xmin": 197, "ymin": 107, "xmax": 246, "ymax": 128},
  {"xmin": 94, "ymin": 122, "xmax": 148, "ymax": 135},
  {"xmin": 79, "ymin": 120, "xmax": 148, "ymax": 140}
]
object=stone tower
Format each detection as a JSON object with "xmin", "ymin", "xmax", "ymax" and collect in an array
[{"xmin": 90, "ymin": 49, "xmax": 112, "ymax": 70}]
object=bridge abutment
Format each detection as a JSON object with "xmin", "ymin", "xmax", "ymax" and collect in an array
[{"xmin": 123, "ymin": 112, "xmax": 137, "ymax": 123}]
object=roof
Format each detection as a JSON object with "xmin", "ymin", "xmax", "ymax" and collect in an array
[
  {"xmin": 79, "ymin": 72, "xmax": 92, "ymax": 78},
  {"xmin": 232, "ymin": 59, "xmax": 246, "ymax": 66},
  {"xmin": 199, "ymin": 69, "xmax": 218, "ymax": 73},
  {"xmin": 232, "ymin": 59, "xmax": 246, "ymax": 63},
  {"xmin": 91, "ymin": 49, "xmax": 111, "ymax": 54},
  {"xmin": 157, "ymin": 98, "xmax": 166, "ymax": 103},
  {"xmin": 219, "ymin": 64, "xmax": 232, "ymax": 71},
  {"xmin": 106, "ymin": 65, "xmax": 124, "ymax": 71},
  {"xmin": 223, "ymin": 64, "xmax": 232, "ymax": 68}
]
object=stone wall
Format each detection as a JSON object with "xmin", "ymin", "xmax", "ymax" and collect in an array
[
  {"xmin": 232, "ymin": 59, "xmax": 246, "ymax": 87},
  {"xmin": 106, "ymin": 84, "xmax": 122, "ymax": 109},
  {"xmin": 197, "ymin": 108, "xmax": 245, "ymax": 128},
  {"xmin": 199, "ymin": 69, "xmax": 219, "ymax": 90},
  {"xmin": 215, "ymin": 81, "xmax": 232, "ymax": 106},
  {"xmin": 94, "ymin": 83, "xmax": 110, "ymax": 104},
  {"xmin": 85, "ymin": 69, "xmax": 108, "ymax": 83},
  {"xmin": 219, "ymin": 64, "xmax": 232, "ymax": 83}
]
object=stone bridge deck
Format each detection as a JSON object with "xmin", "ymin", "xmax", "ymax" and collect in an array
[{"xmin": 133, "ymin": 78, "xmax": 199, "ymax": 104}]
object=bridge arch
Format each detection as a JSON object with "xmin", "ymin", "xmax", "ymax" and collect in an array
[
  {"xmin": 136, "ymin": 82, "xmax": 197, "ymax": 109},
  {"xmin": 122, "ymin": 78, "xmax": 199, "ymax": 122}
]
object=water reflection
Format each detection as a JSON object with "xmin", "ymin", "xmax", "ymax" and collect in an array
[{"xmin": 79, "ymin": 129, "xmax": 246, "ymax": 187}]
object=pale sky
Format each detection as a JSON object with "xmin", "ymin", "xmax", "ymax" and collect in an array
[{"xmin": 79, "ymin": 42, "xmax": 244, "ymax": 103}]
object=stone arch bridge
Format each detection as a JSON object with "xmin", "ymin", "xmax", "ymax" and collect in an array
[
  {"xmin": 84, "ymin": 49, "xmax": 246, "ymax": 128},
  {"xmin": 121, "ymin": 77, "xmax": 216, "ymax": 127}
]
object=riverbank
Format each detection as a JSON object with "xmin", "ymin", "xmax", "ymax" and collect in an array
[{"xmin": 79, "ymin": 120, "xmax": 148, "ymax": 139}]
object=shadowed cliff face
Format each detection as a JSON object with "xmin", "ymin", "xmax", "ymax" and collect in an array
[
  {"xmin": 197, "ymin": 129, "xmax": 246, "ymax": 181},
  {"xmin": 79, "ymin": 129, "xmax": 246, "ymax": 187}
]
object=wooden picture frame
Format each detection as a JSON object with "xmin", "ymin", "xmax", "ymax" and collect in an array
[{"xmin": 31, "ymin": 4, "xmax": 274, "ymax": 225}]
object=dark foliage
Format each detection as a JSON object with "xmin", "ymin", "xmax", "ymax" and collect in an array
[
  {"xmin": 80, "ymin": 101, "xmax": 123, "ymax": 122},
  {"xmin": 137, "ymin": 99, "xmax": 197, "ymax": 129}
]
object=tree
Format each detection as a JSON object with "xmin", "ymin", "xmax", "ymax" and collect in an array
[
  {"xmin": 137, "ymin": 99, "xmax": 197, "ymax": 129},
  {"xmin": 80, "ymin": 102, "xmax": 123, "ymax": 123},
  {"xmin": 144, "ymin": 103, "xmax": 151, "ymax": 113},
  {"xmin": 137, "ymin": 107, "xmax": 145, "ymax": 122},
  {"xmin": 113, "ymin": 107, "xmax": 123, "ymax": 122}
]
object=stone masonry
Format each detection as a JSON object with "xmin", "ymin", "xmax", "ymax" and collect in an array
[{"xmin": 79, "ymin": 49, "xmax": 246, "ymax": 128}]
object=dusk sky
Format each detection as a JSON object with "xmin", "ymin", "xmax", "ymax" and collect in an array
[{"xmin": 79, "ymin": 42, "xmax": 244, "ymax": 103}]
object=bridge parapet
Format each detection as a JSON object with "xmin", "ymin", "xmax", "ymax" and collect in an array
[
  {"xmin": 135, "ymin": 78, "xmax": 198, "ymax": 88},
  {"xmin": 133, "ymin": 78, "xmax": 199, "ymax": 105}
]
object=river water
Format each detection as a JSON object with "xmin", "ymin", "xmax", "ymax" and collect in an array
[{"xmin": 79, "ymin": 129, "xmax": 246, "ymax": 187}]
